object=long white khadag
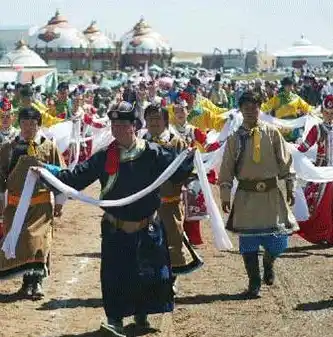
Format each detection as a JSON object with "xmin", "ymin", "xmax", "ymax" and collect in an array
[
  {"xmin": 194, "ymin": 151, "xmax": 233, "ymax": 250},
  {"xmin": 1, "ymin": 149, "xmax": 232, "ymax": 259}
]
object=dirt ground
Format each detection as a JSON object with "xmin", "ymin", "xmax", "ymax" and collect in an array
[{"xmin": 1, "ymin": 183, "xmax": 333, "ymax": 337}]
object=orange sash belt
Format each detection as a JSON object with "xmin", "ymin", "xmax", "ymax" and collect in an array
[
  {"xmin": 7, "ymin": 191, "xmax": 51, "ymax": 207},
  {"xmin": 161, "ymin": 196, "xmax": 181, "ymax": 204}
]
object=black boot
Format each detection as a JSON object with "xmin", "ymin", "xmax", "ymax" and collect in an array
[
  {"xmin": 19, "ymin": 272, "xmax": 34, "ymax": 298},
  {"xmin": 263, "ymin": 251, "xmax": 276, "ymax": 286},
  {"xmin": 100, "ymin": 318, "xmax": 125, "ymax": 337},
  {"xmin": 134, "ymin": 314, "xmax": 150, "ymax": 329},
  {"xmin": 242, "ymin": 253, "xmax": 261, "ymax": 298},
  {"xmin": 32, "ymin": 270, "xmax": 45, "ymax": 300}
]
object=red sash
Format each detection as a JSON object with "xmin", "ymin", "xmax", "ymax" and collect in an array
[{"xmin": 105, "ymin": 141, "xmax": 120, "ymax": 175}]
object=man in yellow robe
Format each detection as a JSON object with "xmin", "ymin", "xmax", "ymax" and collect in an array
[
  {"xmin": 261, "ymin": 76, "xmax": 312, "ymax": 142},
  {"xmin": 167, "ymin": 91, "xmax": 229, "ymax": 132},
  {"xmin": 18, "ymin": 85, "xmax": 64, "ymax": 128}
]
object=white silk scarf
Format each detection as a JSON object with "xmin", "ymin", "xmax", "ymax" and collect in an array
[{"xmin": 1, "ymin": 149, "xmax": 233, "ymax": 259}]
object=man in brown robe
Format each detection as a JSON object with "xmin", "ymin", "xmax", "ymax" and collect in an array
[
  {"xmin": 0, "ymin": 107, "xmax": 65, "ymax": 299},
  {"xmin": 143, "ymin": 103, "xmax": 203, "ymax": 293},
  {"xmin": 219, "ymin": 91, "xmax": 298, "ymax": 298}
]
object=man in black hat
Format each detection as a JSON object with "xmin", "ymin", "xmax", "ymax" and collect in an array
[
  {"xmin": 0, "ymin": 106, "xmax": 65, "ymax": 299},
  {"xmin": 36, "ymin": 101, "xmax": 194, "ymax": 336}
]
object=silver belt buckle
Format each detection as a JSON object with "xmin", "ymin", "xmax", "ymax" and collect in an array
[{"xmin": 255, "ymin": 181, "xmax": 267, "ymax": 192}]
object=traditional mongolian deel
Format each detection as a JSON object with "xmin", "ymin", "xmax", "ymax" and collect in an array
[
  {"xmin": 0, "ymin": 135, "xmax": 63, "ymax": 279},
  {"xmin": 297, "ymin": 121, "xmax": 333, "ymax": 244},
  {"xmin": 43, "ymin": 137, "xmax": 193, "ymax": 320},
  {"xmin": 169, "ymin": 117, "xmax": 219, "ymax": 246},
  {"xmin": 261, "ymin": 78, "xmax": 312, "ymax": 142},
  {"xmin": 144, "ymin": 128, "xmax": 203, "ymax": 276},
  {"xmin": 220, "ymin": 117, "xmax": 298, "ymax": 297},
  {"xmin": 220, "ymin": 122, "xmax": 298, "ymax": 235}
]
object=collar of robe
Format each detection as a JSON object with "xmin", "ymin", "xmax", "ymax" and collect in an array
[{"xmin": 105, "ymin": 138, "xmax": 146, "ymax": 175}]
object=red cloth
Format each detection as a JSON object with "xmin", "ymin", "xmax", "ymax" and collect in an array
[
  {"xmin": 1, "ymin": 97, "xmax": 11, "ymax": 111},
  {"xmin": 206, "ymin": 142, "xmax": 220, "ymax": 152},
  {"xmin": 297, "ymin": 123, "xmax": 333, "ymax": 243},
  {"xmin": 83, "ymin": 113, "xmax": 105, "ymax": 128},
  {"xmin": 207, "ymin": 169, "xmax": 218, "ymax": 185},
  {"xmin": 90, "ymin": 107, "xmax": 97, "ymax": 114},
  {"xmin": 298, "ymin": 125, "xmax": 326, "ymax": 166},
  {"xmin": 161, "ymin": 98, "xmax": 167, "ymax": 107},
  {"xmin": 184, "ymin": 220, "xmax": 203, "ymax": 245},
  {"xmin": 105, "ymin": 141, "xmax": 120, "ymax": 175},
  {"xmin": 58, "ymin": 112, "xmax": 66, "ymax": 119},
  {"xmin": 0, "ymin": 223, "xmax": 4, "ymax": 240},
  {"xmin": 297, "ymin": 182, "xmax": 333, "ymax": 244},
  {"xmin": 193, "ymin": 127, "xmax": 207, "ymax": 145},
  {"xmin": 62, "ymin": 139, "xmax": 93, "ymax": 166},
  {"xmin": 179, "ymin": 91, "xmax": 191, "ymax": 103},
  {"xmin": 83, "ymin": 114, "xmax": 93, "ymax": 125}
]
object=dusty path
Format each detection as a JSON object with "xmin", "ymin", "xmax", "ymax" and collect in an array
[{"xmin": 1, "ymin": 184, "xmax": 333, "ymax": 337}]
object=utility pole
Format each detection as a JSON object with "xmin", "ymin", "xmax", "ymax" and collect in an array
[{"xmin": 240, "ymin": 34, "xmax": 245, "ymax": 51}]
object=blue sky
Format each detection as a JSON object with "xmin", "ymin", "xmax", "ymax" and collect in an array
[{"xmin": 2, "ymin": 0, "xmax": 333, "ymax": 53}]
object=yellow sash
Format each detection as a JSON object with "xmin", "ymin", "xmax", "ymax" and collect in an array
[{"xmin": 250, "ymin": 127, "xmax": 261, "ymax": 163}]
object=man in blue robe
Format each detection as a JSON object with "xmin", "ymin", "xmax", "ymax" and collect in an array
[{"xmin": 38, "ymin": 101, "xmax": 194, "ymax": 336}]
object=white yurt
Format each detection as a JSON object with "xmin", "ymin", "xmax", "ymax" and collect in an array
[
  {"xmin": 0, "ymin": 40, "xmax": 48, "ymax": 68},
  {"xmin": 274, "ymin": 35, "xmax": 332, "ymax": 68},
  {"xmin": 121, "ymin": 17, "xmax": 171, "ymax": 54}
]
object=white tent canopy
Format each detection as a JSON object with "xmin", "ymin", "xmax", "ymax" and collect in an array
[{"xmin": 274, "ymin": 35, "xmax": 332, "ymax": 57}]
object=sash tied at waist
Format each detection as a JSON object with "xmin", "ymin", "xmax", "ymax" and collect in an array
[
  {"xmin": 102, "ymin": 211, "xmax": 158, "ymax": 234},
  {"xmin": 161, "ymin": 196, "xmax": 181, "ymax": 204},
  {"xmin": 237, "ymin": 177, "xmax": 277, "ymax": 193},
  {"xmin": 7, "ymin": 191, "xmax": 51, "ymax": 207}
]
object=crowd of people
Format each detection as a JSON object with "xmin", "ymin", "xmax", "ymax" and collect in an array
[{"xmin": 0, "ymin": 68, "xmax": 332, "ymax": 336}]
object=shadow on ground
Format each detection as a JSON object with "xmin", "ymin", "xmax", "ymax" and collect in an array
[
  {"xmin": 175, "ymin": 292, "xmax": 255, "ymax": 305},
  {"xmin": 295, "ymin": 298, "xmax": 333, "ymax": 311},
  {"xmin": 57, "ymin": 324, "xmax": 159, "ymax": 337},
  {"xmin": 63, "ymin": 252, "xmax": 101, "ymax": 259},
  {"xmin": 0, "ymin": 291, "xmax": 31, "ymax": 303},
  {"xmin": 281, "ymin": 244, "xmax": 333, "ymax": 259},
  {"xmin": 37, "ymin": 297, "xmax": 103, "ymax": 310},
  {"xmin": 57, "ymin": 331, "xmax": 101, "ymax": 337}
]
